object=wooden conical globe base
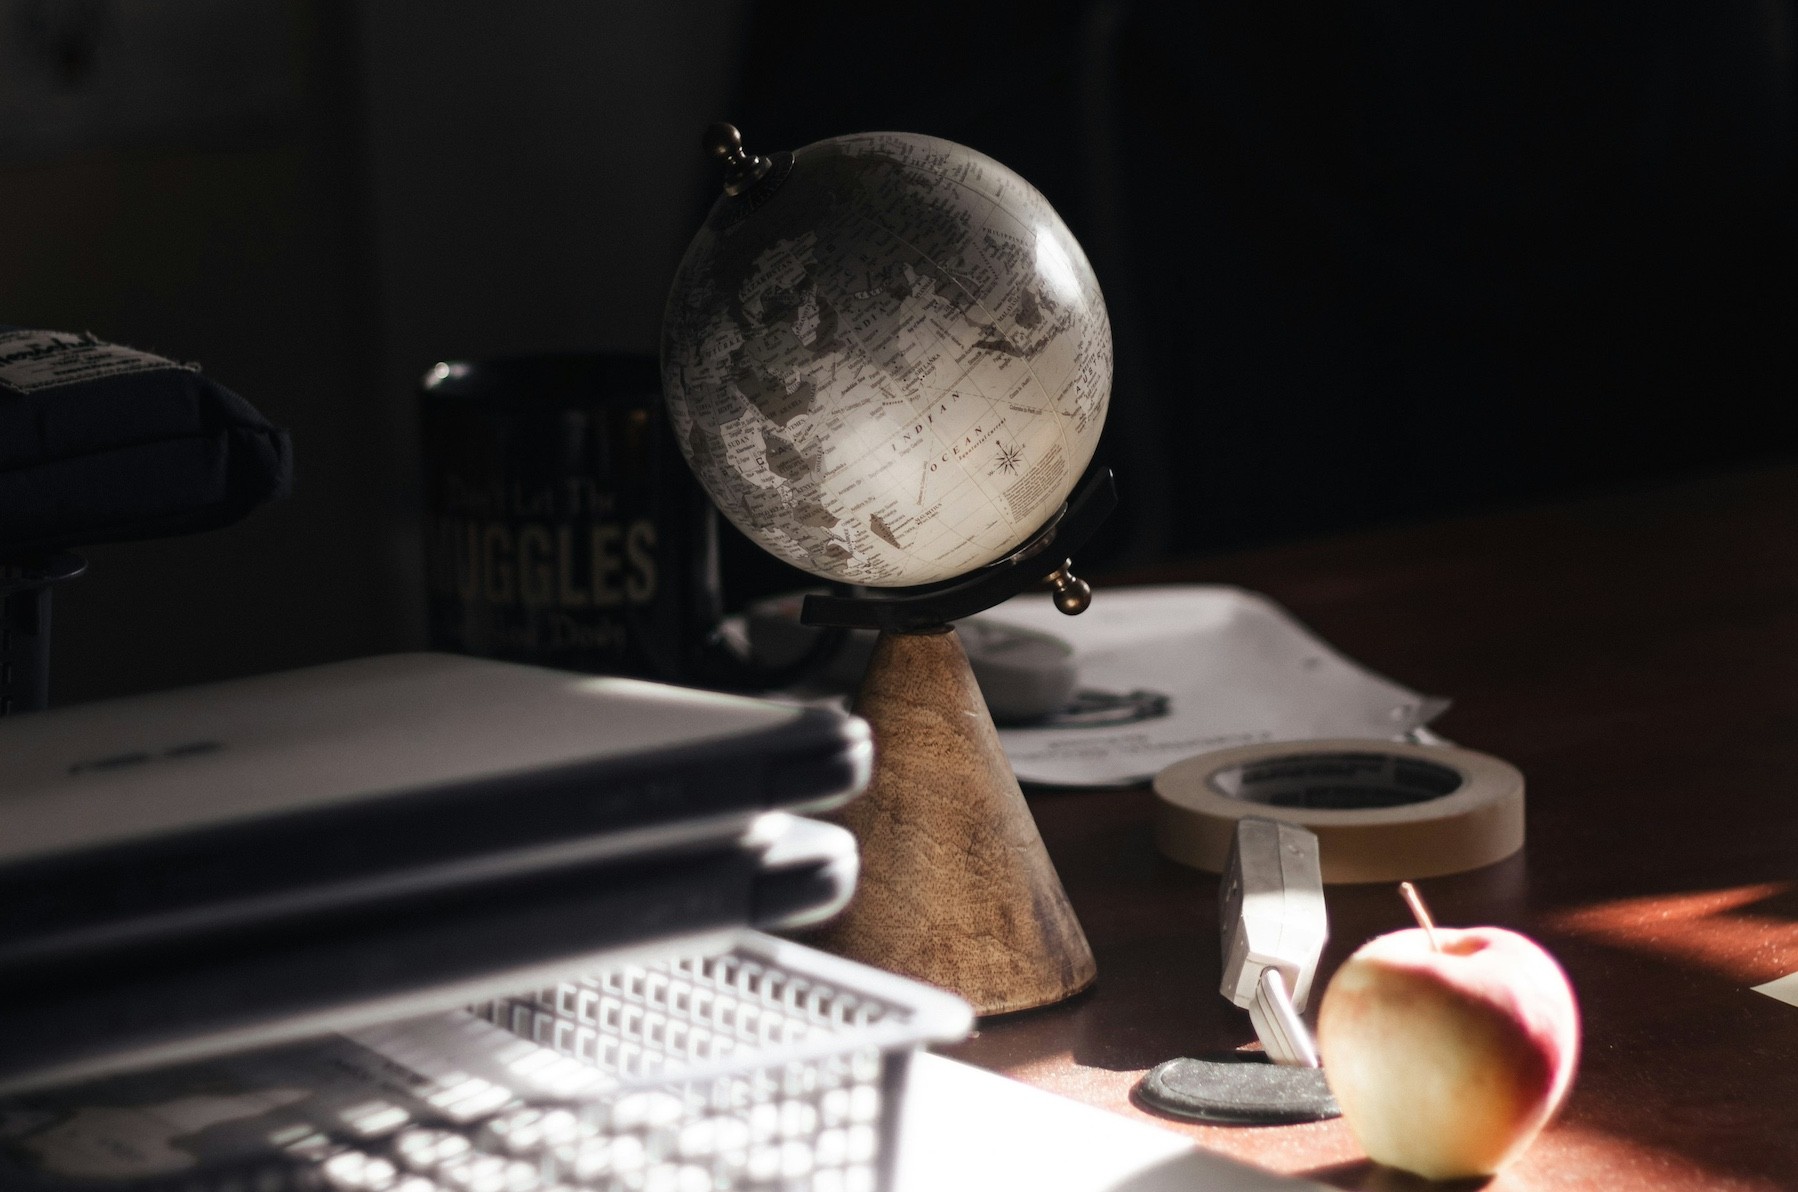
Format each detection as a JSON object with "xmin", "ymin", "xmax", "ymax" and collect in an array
[{"xmin": 812, "ymin": 626, "xmax": 1097, "ymax": 1014}]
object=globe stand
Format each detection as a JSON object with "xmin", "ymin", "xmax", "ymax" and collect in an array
[{"xmin": 801, "ymin": 471, "xmax": 1114, "ymax": 1014}]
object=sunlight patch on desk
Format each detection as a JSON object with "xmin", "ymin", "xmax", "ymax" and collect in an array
[
  {"xmin": 991, "ymin": 1049, "xmax": 1077, "ymax": 1082},
  {"xmin": 1512, "ymin": 1116, "xmax": 1777, "ymax": 1192},
  {"xmin": 1543, "ymin": 882, "xmax": 1798, "ymax": 987}
]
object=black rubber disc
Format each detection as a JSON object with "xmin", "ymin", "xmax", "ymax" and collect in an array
[{"xmin": 1136, "ymin": 1054, "xmax": 1341, "ymax": 1125}]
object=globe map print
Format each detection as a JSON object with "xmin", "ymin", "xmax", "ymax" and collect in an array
[{"xmin": 662, "ymin": 132, "xmax": 1112, "ymax": 588}]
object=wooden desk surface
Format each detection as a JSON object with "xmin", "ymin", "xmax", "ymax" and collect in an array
[{"xmin": 941, "ymin": 464, "xmax": 1798, "ymax": 1191}]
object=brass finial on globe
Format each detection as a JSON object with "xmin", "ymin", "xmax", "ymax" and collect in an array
[
  {"xmin": 702, "ymin": 121, "xmax": 770, "ymax": 196},
  {"xmin": 1047, "ymin": 561, "xmax": 1092, "ymax": 616},
  {"xmin": 702, "ymin": 121, "xmax": 742, "ymax": 159}
]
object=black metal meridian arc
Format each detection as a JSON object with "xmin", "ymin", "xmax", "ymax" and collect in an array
[{"xmin": 800, "ymin": 469, "xmax": 1117, "ymax": 633}]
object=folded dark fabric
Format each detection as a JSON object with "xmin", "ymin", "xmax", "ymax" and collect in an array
[{"xmin": 0, "ymin": 326, "xmax": 292, "ymax": 552}]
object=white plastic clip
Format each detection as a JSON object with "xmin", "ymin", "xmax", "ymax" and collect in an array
[{"xmin": 1218, "ymin": 817, "xmax": 1328, "ymax": 1067}]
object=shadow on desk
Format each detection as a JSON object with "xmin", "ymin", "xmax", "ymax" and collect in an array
[
  {"xmin": 1111, "ymin": 1151, "xmax": 1328, "ymax": 1192},
  {"xmin": 1304, "ymin": 1159, "xmax": 1490, "ymax": 1192}
]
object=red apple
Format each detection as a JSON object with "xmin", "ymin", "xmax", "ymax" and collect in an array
[{"xmin": 1317, "ymin": 925, "xmax": 1580, "ymax": 1180}]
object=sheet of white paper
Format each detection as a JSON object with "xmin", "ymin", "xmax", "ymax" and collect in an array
[
  {"xmin": 1751, "ymin": 972, "xmax": 1798, "ymax": 1006},
  {"xmin": 986, "ymin": 585, "xmax": 1448, "ymax": 788},
  {"xmin": 896, "ymin": 1052, "xmax": 1322, "ymax": 1192}
]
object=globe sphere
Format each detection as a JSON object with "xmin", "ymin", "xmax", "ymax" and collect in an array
[{"xmin": 662, "ymin": 131, "xmax": 1111, "ymax": 587}]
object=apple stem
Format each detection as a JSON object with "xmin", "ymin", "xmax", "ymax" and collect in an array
[{"xmin": 1399, "ymin": 881, "xmax": 1442, "ymax": 952}]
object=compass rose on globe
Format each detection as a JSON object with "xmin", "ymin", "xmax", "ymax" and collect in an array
[{"xmin": 660, "ymin": 124, "xmax": 1115, "ymax": 1013}]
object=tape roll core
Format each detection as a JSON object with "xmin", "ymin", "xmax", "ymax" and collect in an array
[{"xmin": 1152, "ymin": 739, "xmax": 1524, "ymax": 884}]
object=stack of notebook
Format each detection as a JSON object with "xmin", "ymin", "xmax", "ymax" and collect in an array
[{"xmin": 0, "ymin": 653, "xmax": 874, "ymax": 1096}]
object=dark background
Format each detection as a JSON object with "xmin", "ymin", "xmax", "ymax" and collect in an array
[{"xmin": 4, "ymin": 0, "xmax": 1794, "ymax": 704}]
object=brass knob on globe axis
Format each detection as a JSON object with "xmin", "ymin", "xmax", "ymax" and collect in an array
[
  {"xmin": 703, "ymin": 121, "xmax": 745, "ymax": 161},
  {"xmin": 703, "ymin": 122, "xmax": 771, "ymax": 196},
  {"xmin": 1047, "ymin": 560, "xmax": 1091, "ymax": 615}
]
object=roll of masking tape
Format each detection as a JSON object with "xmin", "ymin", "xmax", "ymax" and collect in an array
[{"xmin": 1152, "ymin": 739, "xmax": 1524, "ymax": 884}]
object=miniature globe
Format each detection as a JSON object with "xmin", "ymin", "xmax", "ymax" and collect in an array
[{"xmin": 662, "ymin": 129, "xmax": 1111, "ymax": 588}]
